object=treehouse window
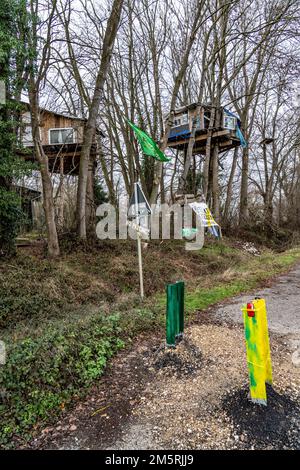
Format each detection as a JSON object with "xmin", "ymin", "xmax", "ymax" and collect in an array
[
  {"xmin": 203, "ymin": 111, "xmax": 210, "ymax": 129},
  {"xmin": 173, "ymin": 113, "xmax": 188, "ymax": 127},
  {"xmin": 193, "ymin": 115, "xmax": 201, "ymax": 129},
  {"xmin": 223, "ymin": 115, "xmax": 236, "ymax": 130},
  {"xmin": 49, "ymin": 128, "xmax": 75, "ymax": 145}
]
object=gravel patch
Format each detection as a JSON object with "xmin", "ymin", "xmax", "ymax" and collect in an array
[
  {"xmin": 150, "ymin": 337, "xmax": 203, "ymax": 377},
  {"xmin": 222, "ymin": 385, "xmax": 300, "ymax": 449},
  {"xmin": 107, "ymin": 324, "xmax": 300, "ymax": 450}
]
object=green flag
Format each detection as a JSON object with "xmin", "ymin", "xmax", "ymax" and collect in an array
[{"xmin": 127, "ymin": 120, "xmax": 171, "ymax": 162}]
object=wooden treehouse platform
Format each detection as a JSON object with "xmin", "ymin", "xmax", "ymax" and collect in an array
[
  {"xmin": 165, "ymin": 103, "xmax": 243, "ymax": 155},
  {"xmin": 17, "ymin": 103, "xmax": 103, "ymax": 175},
  {"xmin": 17, "ymin": 143, "xmax": 98, "ymax": 175},
  {"xmin": 167, "ymin": 128, "xmax": 240, "ymax": 154}
]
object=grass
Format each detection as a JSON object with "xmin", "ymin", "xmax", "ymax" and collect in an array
[
  {"xmin": 185, "ymin": 283, "xmax": 249, "ymax": 311},
  {"xmin": 184, "ymin": 248, "xmax": 300, "ymax": 312},
  {"xmin": 157, "ymin": 245, "xmax": 300, "ymax": 312},
  {"xmin": 0, "ymin": 238, "xmax": 300, "ymax": 448}
]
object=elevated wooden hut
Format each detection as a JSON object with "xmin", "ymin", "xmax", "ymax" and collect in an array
[
  {"xmin": 166, "ymin": 103, "xmax": 244, "ymax": 154},
  {"xmin": 17, "ymin": 103, "xmax": 104, "ymax": 175}
]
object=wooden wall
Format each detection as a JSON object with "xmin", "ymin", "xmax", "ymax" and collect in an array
[{"xmin": 39, "ymin": 111, "xmax": 85, "ymax": 145}]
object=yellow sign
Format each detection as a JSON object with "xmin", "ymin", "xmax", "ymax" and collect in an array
[
  {"xmin": 241, "ymin": 298, "xmax": 273, "ymax": 405},
  {"xmin": 189, "ymin": 202, "xmax": 221, "ymax": 238}
]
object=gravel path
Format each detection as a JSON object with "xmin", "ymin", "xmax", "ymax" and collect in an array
[{"xmin": 28, "ymin": 264, "xmax": 300, "ymax": 450}]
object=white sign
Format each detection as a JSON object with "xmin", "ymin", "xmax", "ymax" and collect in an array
[
  {"xmin": 128, "ymin": 182, "xmax": 151, "ymax": 219},
  {"xmin": 127, "ymin": 220, "xmax": 150, "ymax": 239}
]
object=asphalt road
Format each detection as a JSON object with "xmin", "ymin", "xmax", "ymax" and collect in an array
[{"xmin": 212, "ymin": 264, "xmax": 300, "ymax": 338}]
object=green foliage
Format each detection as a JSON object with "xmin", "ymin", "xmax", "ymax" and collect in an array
[
  {"xmin": 185, "ymin": 281, "xmax": 252, "ymax": 312},
  {"xmin": 0, "ymin": 2, "xmax": 15, "ymax": 73},
  {"xmin": 0, "ymin": 313, "xmax": 125, "ymax": 447},
  {"xmin": 156, "ymin": 246, "xmax": 300, "ymax": 313},
  {"xmin": 0, "ymin": 254, "xmax": 117, "ymax": 328},
  {"xmin": 0, "ymin": 1, "xmax": 31, "ymax": 257},
  {"xmin": 0, "ymin": 189, "xmax": 23, "ymax": 257},
  {"xmin": 93, "ymin": 178, "xmax": 108, "ymax": 206},
  {"xmin": 0, "ymin": 104, "xmax": 28, "ymax": 257}
]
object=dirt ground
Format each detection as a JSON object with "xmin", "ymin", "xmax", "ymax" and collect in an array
[{"xmin": 27, "ymin": 265, "xmax": 300, "ymax": 450}]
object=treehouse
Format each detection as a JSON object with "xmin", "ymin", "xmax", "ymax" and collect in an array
[
  {"xmin": 166, "ymin": 103, "xmax": 245, "ymax": 154},
  {"xmin": 17, "ymin": 103, "xmax": 104, "ymax": 175}
]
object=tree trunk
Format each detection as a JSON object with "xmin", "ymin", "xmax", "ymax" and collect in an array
[
  {"xmin": 56, "ymin": 156, "xmax": 64, "ymax": 229},
  {"xmin": 203, "ymin": 106, "xmax": 216, "ymax": 199},
  {"xmin": 223, "ymin": 147, "xmax": 239, "ymax": 223},
  {"xmin": 239, "ymin": 146, "xmax": 249, "ymax": 225},
  {"xmin": 76, "ymin": 0, "xmax": 124, "ymax": 238},
  {"xmin": 178, "ymin": 107, "xmax": 201, "ymax": 194},
  {"xmin": 86, "ymin": 155, "xmax": 96, "ymax": 237},
  {"xmin": 41, "ymin": 164, "xmax": 60, "ymax": 256},
  {"xmin": 28, "ymin": 89, "xmax": 60, "ymax": 258},
  {"xmin": 96, "ymin": 134, "xmax": 116, "ymax": 205},
  {"xmin": 296, "ymin": 161, "xmax": 300, "ymax": 229},
  {"xmin": 263, "ymin": 192, "xmax": 273, "ymax": 227},
  {"xmin": 211, "ymin": 142, "xmax": 220, "ymax": 220}
]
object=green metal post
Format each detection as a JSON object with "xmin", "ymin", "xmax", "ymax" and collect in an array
[
  {"xmin": 166, "ymin": 284, "xmax": 176, "ymax": 346},
  {"xmin": 166, "ymin": 281, "xmax": 185, "ymax": 347},
  {"xmin": 176, "ymin": 281, "xmax": 184, "ymax": 336}
]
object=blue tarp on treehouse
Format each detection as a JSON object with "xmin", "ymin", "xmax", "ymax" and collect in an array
[
  {"xmin": 169, "ymin": 125, "xmax": 191, "ymax": 140},
  {"xmin": 224, "ymin": 108, "xmax": 247, "ymax": 148}
]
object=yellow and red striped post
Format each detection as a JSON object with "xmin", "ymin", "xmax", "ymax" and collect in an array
[{"xmin": 241, "ymin": 298, "xmax": 273, "ymax": 405}]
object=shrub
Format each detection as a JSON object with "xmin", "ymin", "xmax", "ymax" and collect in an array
[
  {"xmin": 0, "ymin": 188, "xmax": 22, "ymax": 257},
  {"xmin": 0, "ymin": 313, "xmax": 124, "ymax": 447}
]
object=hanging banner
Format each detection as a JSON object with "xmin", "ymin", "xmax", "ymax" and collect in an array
[{"xmin": 188, "ymin": 202, "xmax": 221, "ymax": 239}]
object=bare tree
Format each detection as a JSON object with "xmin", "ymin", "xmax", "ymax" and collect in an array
[
  {"xmin": 26, "ymin": 0, "xmax": 60, "ymax": 257},
  {"xmin": 76, "ymin": 0, "xmax": 124, "ymax": 239},
  {"xmin": 150, "ymin": 0, "xmax": 206, "ymax": 204},
  {"xmin": 33, "ymin": 0, "xmax": 300, "ymax": 236}
]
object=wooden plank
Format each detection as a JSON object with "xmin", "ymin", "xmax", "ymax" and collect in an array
[
  {"xmin": 193, "ymin": 141, "xmax": 240, "ymax": 155},
  {"xmin": 167, "ymin": 129, "xmax": 231, "ymax": 148}
]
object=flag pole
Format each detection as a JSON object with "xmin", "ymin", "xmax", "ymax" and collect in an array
[
  {"xmin": 131, "ymin": 128, "xmax": 144, "ymax": 300},
  {"xmin": 127, "ymin": 117, "xmax": 144, "ymax": 299},
  {"xmin": 127, "ymin": 117, "xmax": 150, "ymax": 301},
  {"xmin": 134, "ymin": 181, "xmax": 144, "ymax": 300}
]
